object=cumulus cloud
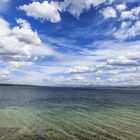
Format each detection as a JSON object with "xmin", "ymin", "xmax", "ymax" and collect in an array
[
  {"xmin": 0, "ymin": 17, "xmax": 57, "ymax": 82},
  {"xmin": 19, "ymin": 1, "xmax": 61, "ymax": 23},
  {"xmin": 13, "ymin": 18, "xmax": 41, "ymax": 45},
  {"xmin": 114, "ymin": 21, "xmax": 140, "ymax": 40},
  {"xmin": 0, "ymin": 17, "xmax": 55, "ymax": 62},
  {"xmin": 121, "ymin": 6, "xmax": 140, "ymax": 20},
  {"xmin": 19, "ymin": 0, "xmax": 114, "ymax": 23},
  {"xmin": 59, "ymin": 0, "xmax": 109, "ymax": 18},
  {"xmin": 116, "ymin": 4, "xmax": 126, "ymax": 11},
  {"xmin": 104, "ymin": 4, "xmax": 140, "ymax": 40},
  {"xmin": 101, "ymin": 7, "xmax": 117, "ymax": 19}
]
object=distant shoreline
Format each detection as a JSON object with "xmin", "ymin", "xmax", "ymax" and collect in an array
[{"xmin": 0, "ymin": 84, "xmax": 140, "ymax": 90}]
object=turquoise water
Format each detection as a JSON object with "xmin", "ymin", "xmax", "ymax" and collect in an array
[{"xmin": 0, "ymin": 86, "xmax": 140, "ymax": 140}]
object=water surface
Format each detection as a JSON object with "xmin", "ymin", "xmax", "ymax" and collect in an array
[{"xmin": 0, "ymin": 86, "xmax": 140, "ymax": 140}]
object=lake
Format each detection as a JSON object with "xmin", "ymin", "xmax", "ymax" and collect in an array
[{"xmin": 0, "ymin": 86, "xmax": 140, "ymax": 140}]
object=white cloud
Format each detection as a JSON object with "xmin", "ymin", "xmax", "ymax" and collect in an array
[
  {"xmin": 9, "ymin": 61, "xmax": 33, "ymax": 68},
  {"xmin": 1, "ymin": 1, "xmax": 140, "ymax": 86},
  {"xmin": 121, "ymin": 11, "xmax": 136, "ymax": 20},
  {"xmin": 121, "ymin": 6, "xmax": 140, "ymax": 20},
  {"xmin": 59, "ymin": 0, "xmax": 108, "ymax": 18},
  {"xmin": 19, "ymin": 0, "xmax": 114, "ymax": 23},
  {"xmin": 65, "ymin": 66, "xmax": 90, "ymax": 73},
  {"xmin": 0, "ymin": 69, "xmax": 10, "ymax": 77},
  {"xmin": 72, "ymin": 75, "xmax": 85, "ymax": 81},
  {"xmin": 108, "ymin": 73, "xmax": 140, "ymax": 85},
  {"xmin": 107, "ymin": 5, "xmax": 140, "ymax": 40},
  {"xmin": 121, "ymin": 21, "xmax": 129, "ymax": 29},
  {"xmin": 107, "ymin": 56, "xmax": 139, "ymax": 66},
  {"xmin": 62, "ymin": 40, "xmax": 140, "ymax": 85},
  {"xmin": 0, "ymin": 17, "xmax": 55, "ymax": 62},
  {"xmin": 101, "ymin": 7, "xmax": 117, "ymax": 19},
  {"xmin": 116, "ymin": 4, "xmax": 126, "ymax": 11},
  {"xmin": 19, "ymin": 1, "xmax": 61, "ymax": 23},
  {"xmin": 2, "ymin": 41, "xmax": 140, "ymax": 85},
  {"xmin": 114, "ymin": 21, "xmax": 140, "ymax": 40},
  {"xmin": 0, "ymin": 17, "xmax": 57, "ymax": 82},
  {"xmin": 13, "ymin": 18, "xmax": 41, "ymax": 45}
]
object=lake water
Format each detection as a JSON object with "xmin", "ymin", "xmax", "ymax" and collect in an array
[{"xmin": 0, "ymin": 86, "xmax": 140, "ymax": 140}]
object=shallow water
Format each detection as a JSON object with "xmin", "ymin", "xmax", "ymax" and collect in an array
[{"xmin": 0, "ymin": 86, "xmax": 140, "ymax": 140}]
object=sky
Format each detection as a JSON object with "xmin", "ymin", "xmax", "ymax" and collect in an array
[{"xmin": 0, "ymin": 0, "xmax": 140, "ymax": 86}]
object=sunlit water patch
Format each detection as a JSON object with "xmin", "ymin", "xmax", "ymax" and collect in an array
[{"xmin": 0, "ymin": 86, "xmax": 140, "ymax": 140}]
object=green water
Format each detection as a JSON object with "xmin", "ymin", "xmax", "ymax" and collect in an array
[{"xmin": 0, "ymin": 86, "xmax": 140, "ymax": 140}]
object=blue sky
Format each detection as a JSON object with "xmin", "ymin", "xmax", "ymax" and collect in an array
[{"xmin": 0, "ymin": 0, "xmax": 140, "ymax": 86}]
